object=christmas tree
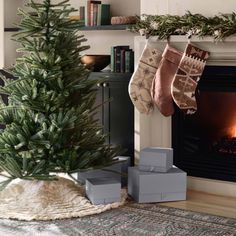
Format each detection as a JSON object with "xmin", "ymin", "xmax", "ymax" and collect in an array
[{"xmin": 0, "ymin": 0, "xmax": 120, "ymax": 189}]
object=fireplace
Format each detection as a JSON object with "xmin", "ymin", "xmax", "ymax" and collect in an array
[
  {"xmin": 134, "ymin": 36, "xmax": 236, "ymax": 195},
  {"xmin": 172, "ymin": 66, "xmax": 236, "ymax": 182}
]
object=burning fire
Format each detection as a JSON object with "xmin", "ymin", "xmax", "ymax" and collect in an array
[{"xmin": 229, "ymin": 125, "xmax": 236, "ymax": 138}]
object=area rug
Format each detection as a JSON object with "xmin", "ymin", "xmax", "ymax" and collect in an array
[{"xmin": 1, "ymin": 203, "xmax": 236, "ymax": 236}]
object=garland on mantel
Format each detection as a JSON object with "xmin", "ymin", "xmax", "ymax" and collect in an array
[{"xmin": 130, "ymin": 11, "xmax": 236, "ymax": 40}]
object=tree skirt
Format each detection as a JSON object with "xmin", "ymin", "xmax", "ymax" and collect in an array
[
  {"xmin": 0, "ymin": 204, "xmax": 236, "ymax": 236},
  {"xmin": 0, "ymin": 177, "xmax": 127, "ymax": 221}
]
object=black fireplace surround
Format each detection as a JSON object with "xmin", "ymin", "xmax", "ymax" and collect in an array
[{"xmin": 172, "ymin": 66, "xmax": 236, "ymax": 182}]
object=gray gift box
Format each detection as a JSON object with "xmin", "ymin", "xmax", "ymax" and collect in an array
[
  {"xmin": 128, "ymin": 166, "xmax": 186, "ymax": 203},
  {"xmin": 77, "ymin": 156, "xmax": 131, "ymax": 187},
  {"xmin": 86, "ymin": 177, "xmax": 121, "ymax": 205},
  {"xmin": 139, "ymin": 147, "xmax": 173, "ymax": 172}
]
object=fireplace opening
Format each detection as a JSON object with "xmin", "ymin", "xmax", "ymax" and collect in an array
[{"xmin": 172, "ymin": 66, "xmax": 236, "ymax": 182}]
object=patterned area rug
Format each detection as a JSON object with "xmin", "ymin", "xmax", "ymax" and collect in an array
[{"xmin": 1, "ymin": 203, "xmax": 236, "ymax": 236}]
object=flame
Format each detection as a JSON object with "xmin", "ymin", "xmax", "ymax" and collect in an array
[{"xmin": 229, "ymin": 125, "xmax": 236, "ymax": 138}]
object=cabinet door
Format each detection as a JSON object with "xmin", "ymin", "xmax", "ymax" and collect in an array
[
  {"xmin": 93, "ymin": 82, "xmax": 104, "ymax": 128},
  {"xmin": 88, "ymin": 73, "xmax": 104, "ymax": 128},
  {"xmin": 103, "ymin": 80, "xmax": 134, "ymax": 158}
]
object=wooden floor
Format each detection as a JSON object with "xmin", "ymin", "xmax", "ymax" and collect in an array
[{"xmin": 160, "ymin": 190, "xmax": 236, "ymax": 219}]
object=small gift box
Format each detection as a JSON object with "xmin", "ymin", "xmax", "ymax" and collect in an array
[
  {"xmin": 86, "ymin": 177, "xmax": 121, "ymax": 205},
  {"xmin": 139, "ymin": 147, "xmax": 173, "ymax": 173}
]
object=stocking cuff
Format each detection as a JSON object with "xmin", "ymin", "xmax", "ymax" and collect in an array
[
  {"xmin": 162, "ymin": 44, "xmax": 183, "ymax": 65},
  {"xmin": 184, "ymin": 43, "xmax": 210, "ymax": 62}
]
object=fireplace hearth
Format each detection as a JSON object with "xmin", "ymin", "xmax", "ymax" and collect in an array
[{"xmin": 172, "ymin": 66, "xmax": 236, "ymax": 182}]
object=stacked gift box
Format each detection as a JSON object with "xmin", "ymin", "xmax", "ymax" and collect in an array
[{"xmin": 128, "ymin": 147, "xmax": 187, "ymax": 203}]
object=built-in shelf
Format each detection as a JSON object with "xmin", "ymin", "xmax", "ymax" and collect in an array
[{"xmin": 4, "ymin": 24, "xmax": 131, "ymax": 32}]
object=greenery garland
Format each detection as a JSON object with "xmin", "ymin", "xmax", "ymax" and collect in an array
[{"xmin": 130, "ymin": 11, "xmax": 236, "ymax": 40}]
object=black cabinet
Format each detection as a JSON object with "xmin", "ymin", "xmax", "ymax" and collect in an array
[{"xmin": 89, "ymin": 71, "xmax": 134, "ymax": 162}]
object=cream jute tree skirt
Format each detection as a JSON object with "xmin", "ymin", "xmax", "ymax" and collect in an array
[{"xmin": 0, "ymin": 177, "xmax": 127, "ymax": 221}]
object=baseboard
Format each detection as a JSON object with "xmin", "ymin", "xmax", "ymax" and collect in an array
[{"xmin": 187, "ymin": 176, "xmax": 236, "ymax": 198}]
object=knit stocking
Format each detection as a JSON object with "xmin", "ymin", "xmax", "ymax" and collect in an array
[
  {"xmin": 151, "ymin": 44, "xmax": 183, "ymax": 116},
  {"xmin": 171, "ymin": 43, "xmax": 210, "ymax": 114},
  {"xmin": 128, "ymin": 43, "xmax": 162, "ymax": 114}
]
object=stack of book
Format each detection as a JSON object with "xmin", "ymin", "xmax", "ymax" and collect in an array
[
  {"xmin": 79, "ymin": 1, "xmax": 110, "ymax": 26},
  {"xmin": 111, "ymin": 46, "xmax": 134, "ymax": 73}
]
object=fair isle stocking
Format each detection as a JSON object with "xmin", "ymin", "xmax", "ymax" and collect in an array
[
  {"xmin": 171, "ymin": 43, "xmax": 210, "ymax": 115},
  {"xmin": 128, "ymin": 43, "xmax": 162, "ymax": 114}
]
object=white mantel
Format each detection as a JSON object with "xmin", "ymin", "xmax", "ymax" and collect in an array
[{"xmin": 134, "ymin": 35, "xmax": 236, "ymax": 197}]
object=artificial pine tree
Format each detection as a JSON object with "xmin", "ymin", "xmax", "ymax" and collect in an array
[{"xmin": 0, "ymin": 0, "xmax": 121, "ymax": 189}]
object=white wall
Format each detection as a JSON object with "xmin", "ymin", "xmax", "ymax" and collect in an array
[
  {"xmin": 83, "ymin": 31, "xmax": 136, "ymax": 55},
  {"xmin": 4, "ymin": 0, "xmax": 24, "ymax": 28},
  {"xmin": 141, "ymin": 0, "xmax": 236, "ymax": 15}
]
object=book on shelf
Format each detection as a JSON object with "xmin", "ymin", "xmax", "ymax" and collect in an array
[
  {"xmin": 111, "ymin": 46, "xmax": 129, "ymax": 72},
  {"xmin": 90, "ymin": 2, "xmax": 94, "ymax": 26},
  {"xmin": 97, "ymin": 4, "xmax": 102, "ymax": 25},
  {"xmin": 115, "ymin": 46, "xmax": 130, "ymax": 73},
  {"xmin": 111, "ymin": 46, "xmax": 134, "ymax": 73},
  {"xmin": 85, "ymin": 1, "xmax": 110, "ymax": 26},
  {"xmin": 91, "ymin": 1, "xmax": 100, "ymax": 26},
  {"xmin": 79, "ymin": 6, "xmax": 85, "ymax": 24},
  {"xmin": 101, "ymin": 4, "xmax": 110, "ymax": 25},
  {"xmin": 125, "ymin": 50, "xmax": 134, "ymax": 73},
  {"xmin": 110, "ymin": 46, "xmax": 116, "ymax": 72},
  {"xmin": 86, "ymin": 0, "xmax": 91, "ymax": 26},
  {"xmin": 120, "ymin": 49, "xmax": 126, "ymax": 73}
]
